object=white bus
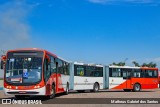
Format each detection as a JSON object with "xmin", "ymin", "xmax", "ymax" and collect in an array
[{"xmin": 69, "ymin": 62, "xmax": 104, "ymax": 92}]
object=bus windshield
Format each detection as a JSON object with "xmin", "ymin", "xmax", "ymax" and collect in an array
[{"xmin": 5, "ymin": 52, "xmax": 43, "ymax": 85}]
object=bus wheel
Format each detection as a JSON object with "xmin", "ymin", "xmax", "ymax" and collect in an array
[
  {"xmin": 93, "ymin": 83, "xmax": 99, "ymax": 92},
  {"xmin": 50, "ymin": 85, "xmax": 55, "ymax": 99},
  {"xmin": 133, "ymin": 84, "xmax": 141, "ymax": 92},
  {"xmin": 123, "ymin": 89, "xmax": 131, "ymax": 92},
  {"xmin": 64, "ymin": 83, "xmax": 69, "ymax": 95}
]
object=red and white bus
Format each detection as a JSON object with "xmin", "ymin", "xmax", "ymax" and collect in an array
[
  {"xmin": 1, "ymin": 48, "xmax": 70, "ymax": 99},
  {"xmin": 105, "ymin": 66, "xmax": 159, "ymax": 91},
  {"xmin": 69, "ymin": 65, "xmax": 159, "ymax": 92},
  {"xmin": 0, "ymin": 48, "xmax": 159, "ymax": 99}
]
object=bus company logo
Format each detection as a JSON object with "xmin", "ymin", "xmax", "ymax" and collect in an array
[{"xmin": 2, "ymin": 99, "xmax": 12, "ymax": 104}]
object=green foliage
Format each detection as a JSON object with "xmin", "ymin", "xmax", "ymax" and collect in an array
[
  {"xmin": 132, "ymin": 61, "xmax": 140, "ymax": 67},
  {"xmin": 112, "ymin": 61, "xmax": 157, "ymax": 68},
  {"xmin": 142, "ymin": 62, "xmax": 157, "ymax": 68},
  {"xmin": 112, "ymin": 62, "xmax": 125, "ymax": 66}
]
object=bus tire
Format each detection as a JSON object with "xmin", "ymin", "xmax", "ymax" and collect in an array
[
  {"xmin": 93, "ymin": 83, "xmax": 99, "ymax": 92},
  {"xmin": 49, "ymin": 85, "xmax": 55, "ymax": 99},
  {"xmin": 133, "ymin": 83, "xmax": 141, "ymax": 92},
  {"xmin": 64, "ymin": 83, "xmax": 69, "ymax": 95}
]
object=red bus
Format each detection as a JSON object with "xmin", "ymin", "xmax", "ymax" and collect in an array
[
  {"xmin": 1, "ymin": 48, "xmax": 70, "ymax": 99},
  {"xmin": 107, "ymin": 66, "xmax": 159, "ymax": 91}
]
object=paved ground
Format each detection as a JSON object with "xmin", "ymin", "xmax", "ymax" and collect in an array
[
  {"xmin": 0, "ymin": 80, "xmax": 3, "ymax": 88},
  {"xmin": 0, "ymin": 88, "xmax": 160, "ymax": 107}
]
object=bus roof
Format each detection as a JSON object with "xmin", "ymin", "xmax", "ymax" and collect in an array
[
  {"xmin": 109, "ymin": 66, "xmax": 140, "ymax": 69},
  {"xmin": 74, "ymin": 62, "xmax": 103, "ymax": 67},
  {"xmin": 6, "ymin": 48, "xmax": 68, "ymax": 62},
  {"xmin": 140, "ymin": 67, "xmax": 158, "ymax": 70},
  {"xmin": 109, "ymin": 65, "xmax": 158, "ymax": 70}
]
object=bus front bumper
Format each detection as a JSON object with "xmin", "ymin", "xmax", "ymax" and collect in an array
[{"xmin": 4, "ymin": 86, "xmax": 46, "ymax": 96}]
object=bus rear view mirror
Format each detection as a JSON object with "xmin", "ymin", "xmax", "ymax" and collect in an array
[
  {"xmin": 1, "ymin": 55, "xmax": 6, "ymax": 69},
  {"xmin": 1, "ymin": 60, "xmax": 3, "ymax": 69}
]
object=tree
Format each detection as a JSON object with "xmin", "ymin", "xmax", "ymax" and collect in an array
[
  {"xmin": 141, "ymin": 62, "xmax": 157, "ymax": 68},
  {"xmin": 112, "ymin": 62, "xmax": 116, "ymax": 65},
  {"xmin": 142, "ymin": 63, "xmax": 147, "ymax": 67},
  {"xmin": 132, "ymin": 61, "xmax": 140, "ymax": 67},
  {"xmin": 148, "ymin": 62, "xmax": 157, "ymax": 68},
  {"xmin": 111, "ymin": 62, "xmax": 125, "ymax": 66},
  {"xmin": 118, "ymin": 62, "xmax": 125, "ymax": 66}
]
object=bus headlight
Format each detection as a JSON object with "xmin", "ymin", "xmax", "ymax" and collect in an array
[
  {"xmin": 6, "ymin": 86, "xmax": 12, "ymax": 89},
  {"xmin": 34, "ymin": 85, "xmax": 40, "ymax": 89}
]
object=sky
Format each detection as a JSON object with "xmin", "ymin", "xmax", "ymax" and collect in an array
[{"xmin": 0, "ymin": 0, "xmax": 160, "ymax": 69}]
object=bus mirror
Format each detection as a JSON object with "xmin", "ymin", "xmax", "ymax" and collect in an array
[
  {"xmin": 0, "ymin": 60, "xmax": 3, "ymax": 69},
  {"xmin": 1, "ymin": 55, "xmax": 6, "ymax": 69}
]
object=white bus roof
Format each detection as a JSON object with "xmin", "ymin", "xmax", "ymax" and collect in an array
[
  {"xmin": 109, "ymin": 65, "xmax": 140, "ymax": 69},
  {"xmin": 74, "ymin": 62, "xmax": 103, "ymax": 67},
  {"xmin": 57, "ymin": 56, "xmax": 70, "ymax": 63}
]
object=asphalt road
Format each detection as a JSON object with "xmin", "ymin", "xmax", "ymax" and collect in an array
[{"xmin": 0, "ymin": 89, "xmax": 160, "ymax": 107}]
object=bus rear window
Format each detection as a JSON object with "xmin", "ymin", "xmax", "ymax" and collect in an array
[{"xmin": 145, "ymin": 70, "xmax": 158, "ymax": 78}]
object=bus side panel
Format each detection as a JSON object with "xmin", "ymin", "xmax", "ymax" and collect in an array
[
  {"xmin": 126, "ymin": 79, "xmax": 132, "ymax": 89},
  {"xmin": 45, "ymin": 73, "xmax": 70, "ymax": 95},
  {"xmin": 45, "ymin": 73, "xmax": 57, "ymax": 95},
  {"xmin": 131, "ymin": 78, "xmax": 158, "ymax": 89},
  {"xmin": 141, "ymin": 78, "xmax": 158, "ymax": 89},
  {"xmin": 111, "ymin": 78, "xmax": 158, "ymax": 90},
  {"xmin": 109, "ymin": 77, "xmax": 126, "ymax": 89},
  {"xmin": 74, "ymin": 76, "xmax": 103, "ymax": 90},
  {"xmin": 61, "ymin": 74, "xmax": 70, "ymax": 91},
  {"xmin": 57, "ymin": 73, "xmax": 64, "ymax": 92}
]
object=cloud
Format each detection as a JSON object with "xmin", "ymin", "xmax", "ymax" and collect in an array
[
  {"xmin": 87, "ymin": 0, "xmax": 160, "ymax": 5},
  {"xmin": 0, "ymin": 0, "xmax": 33, "ymax": 52}
]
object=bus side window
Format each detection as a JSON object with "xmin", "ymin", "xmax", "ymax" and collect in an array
[
  {"xmin": 51, "ymin": 57, "xmax": 56, "ymax": 74},
  {"xmin": 153, "ymin": 70, "xmax": 158, "ymax": 78},
  {"xmin": 77, "ymin": 66, "xmax": 85, "ymax": 76},
  {"xmin": 112, "ymin": 68, "xmax": 122, "ymax": 77},
  {"xmin": 133, "ymin": 69, "xmax": 141, "ymax": 78},
  {"xmin": 141, "ymin": 70, "xmax": 144, "ymax": 78},
  {"xmin": 109, "ymin": 68, "xmax": 112, "ymax": 77},
  {"xmin": 44, "ymin": 57, "xmax": 51, "ymax": 82},
  {"xmin": 66, "ymin": 63, "xmax": 70, "ymax": 75},
  {"xmin": 122, "ymin": 69, "xmax": 127, "ymax": 79},
  {"xmin": 63, "ymin": 62, "xmax": 69, "ymax": 75},
  {"xmin": 57, "ymin": 59, "xmax": 62, "ymax": 74}
]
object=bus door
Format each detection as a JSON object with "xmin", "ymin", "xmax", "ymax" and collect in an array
[
  {"xmin": 122, "ymin": 69, "xmax": 132, "ymax": 89},
  {"xmin": 55, "ymin": 61, "xmax": 59, "ymax": 92},
  {"xmin": 56, "ymin": 60, "xmax": 63, "ymax": 92}
]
